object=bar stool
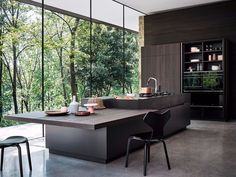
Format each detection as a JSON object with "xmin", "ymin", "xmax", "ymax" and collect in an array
[
  {"xmin": 0, "ymin": 136, "xmax": 32, "ymax": 177},
  {"xmin": 125, "ymin": 110, "xmax": 171, "ymax": 176}
]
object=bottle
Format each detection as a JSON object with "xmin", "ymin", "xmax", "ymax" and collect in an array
[
  {"xmin": 212, "ymin": 54, "xmax": 216, "ymax": 61},
  {"xmin": 68, "ymin": 95, "xmax": 79, "ymax": 113},
  {"xmin": 208, "ymin": 54, "xmax": 212, "ymax": 61}
]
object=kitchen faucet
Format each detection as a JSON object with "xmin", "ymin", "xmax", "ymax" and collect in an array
[{"xmin": 147, "ymin": 77, "xmax": 158, "ymax": 93}]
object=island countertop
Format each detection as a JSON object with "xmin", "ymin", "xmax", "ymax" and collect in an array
[
  {"xmin": 5, "ymin": 108, "xmax": 155, "ymax": 130},
  {"xmin": 82, "ymin": 94, "xmax": 185, "ymax": 110}
]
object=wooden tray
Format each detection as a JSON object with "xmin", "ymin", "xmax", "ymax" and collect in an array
[{"xmin": 45, "ymin": 110, "xmax": 69, "ymax": 116}]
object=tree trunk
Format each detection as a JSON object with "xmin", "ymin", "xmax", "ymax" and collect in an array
[
  {"xmin": 59, "ymin": 45, "xmax": 67, "ymax": 106},
  {"xmin": 0, "ymin": 41, "xmax": 3, "ymax": 120},
  {"xmin": 12, "ymin": 43, "xmax": 18, "ymax": 114},
  {"xmin": 69, "ymin": 18, "xmax": 80, "ymax": 99},
  {"xmin": 0, "ymin": 2, "xmax": 3, "ymax": 121}
]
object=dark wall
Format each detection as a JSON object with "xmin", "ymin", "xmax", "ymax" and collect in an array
[{"xmin": 144, "ymin": 0, "xmax": 236, "ymax": 117}]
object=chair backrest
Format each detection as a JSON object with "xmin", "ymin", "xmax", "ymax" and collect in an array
[{"xmin": 143, "ymin": 109, "xmax": 171, "ymax": 139}]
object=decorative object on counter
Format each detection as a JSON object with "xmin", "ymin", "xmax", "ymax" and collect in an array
[
  {"xmin": 84, "ymin": 103, "xmax": 98, "ymax": 114},
  {"xmin": 190, "ymin": 47, "xmax": 200, "ymax": 52},
  {"xmin": 68, "ymin": 95, "xmax": 79, "ymax": 113},
  {"xmin": 60, "ymin": 107, "xmax": 68, "ymax": 112},
  {"xmin": 45, "ymin": 110, "xmax": 69, "ymax": 116},
  {"xmin": 87, "ymin": 97, "xmax": 106, "ymax": 109},
  {"xmin": 188, "ymin": 66, "xmax": 193, "ymax": 72},
  {"xmin": 211, "ymin": 65, "xmax": 220, "ymax": 71},
  {"xmin": 196, "ymin": 64, "xmax": 203, "ymax": 71},
  {"xmin": 208, "ymin": 54, "xmax": 212, "ymax": 61},
  {"xmin": 140, "ymin": 87, "xmax": 152, "ymax": 94},
  {"xmin": 190, "ymin": 59, "xmax": 200, "ymax": 62},
  {"xmin": 126, "ymin": 93, "xmax": 136, "ymax": 97},
  {"xmin": 75, "ymin": 111, "xmax": 90, "ymax": 116},
  {"xmin": 212, "ymin": 53, "xmax": 216, "ymax": 61},
  {"xmin": 209, "ymin": 44, "xmax": 213, "ymax": 51},
  {"xmin": 217, "ymin": 55, "xmax": 223, "ymax": 61}
]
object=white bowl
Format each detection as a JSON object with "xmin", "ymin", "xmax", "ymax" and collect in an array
[{"xmin": 212, "ymin": 65, "xmax": 219, "ymax": 71}]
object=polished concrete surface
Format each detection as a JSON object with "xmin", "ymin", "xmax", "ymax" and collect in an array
[{"xmin": 1, "ymin": 120, "xmax": 236, "ymax": 177}]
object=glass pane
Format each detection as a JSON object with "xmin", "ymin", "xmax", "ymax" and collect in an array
[
  {"xmin": 41, "ymin": 0, "xmax": 90, "ymax": 17},
  {"xmin": 91, "ymin": 0, "xmax": 124, "ymax": 96},
  {"xmin": 125, "ymin": 7, "xmax": 143, "ymax": 32},
  {"xmin": 124, "ymin": 7, "xmax": 140, "ymax": 94},
  {"xmin": 1, "ymin": 0, "xmax": 42, "ymax": 116},
  {"xmin": 44, "ymin": 0, "xmax": 90, "ymax": 110},
  {"xmin": 93, "ymin": 0, "xmax": 123, "ymax": 28}
]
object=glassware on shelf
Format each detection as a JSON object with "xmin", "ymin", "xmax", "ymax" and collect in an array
[{"xmin": 209, "ymin": 44, "xmax": 213, "ymax": 51}]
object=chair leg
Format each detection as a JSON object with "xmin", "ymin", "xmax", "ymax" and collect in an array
[
  {"xmin": 143, "ymin": 143, "xmax": 148, "ymax": 176},
  {"xmin": 147, "ymin": 143, "xmax": 150, "ymax": 163},
  {"xmin": 1, "ymin": 148, "xmax": 4, "ymax": 171},
  {"xmin": 125, "ymin": 137, "xmax": 132, "ymax": 168},
  {"xmin": 161, "ymin": 140, "xmax": 171, "ymax": 170},
  {"xmin": 26, "ymin": 141, "xmax": 32, "ymax": 170},
  {"xmin": 16, "ymin": 145, "xmax": 23, "ymax": 177}
]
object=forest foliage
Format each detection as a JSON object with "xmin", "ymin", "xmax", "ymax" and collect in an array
[{"xmin": 0, "ymin": 0, "xmax": 139, "ymax": 125}]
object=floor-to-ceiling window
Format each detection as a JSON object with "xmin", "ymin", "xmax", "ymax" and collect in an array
[{"xmin": 0, "ymin": 0, "xmax": 142, "ymax": 126}]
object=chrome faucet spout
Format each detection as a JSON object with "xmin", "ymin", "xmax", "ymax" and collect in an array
[{"xmin": 147, "ymin": 77, "xmax": 158, "ymax": 93}]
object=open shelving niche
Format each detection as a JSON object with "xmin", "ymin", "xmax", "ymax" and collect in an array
[{"xmin": 181, "ymin": 39, "xmax": 228, "ymax": 120}]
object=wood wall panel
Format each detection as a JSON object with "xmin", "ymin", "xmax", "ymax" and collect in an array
[
  {"xmin": 141, "ymin": 43, "xmax": 181, "ymax": 94},
  {"xmin": 143, "ymin": 0, "xmax": 236, "ymax": 117}
]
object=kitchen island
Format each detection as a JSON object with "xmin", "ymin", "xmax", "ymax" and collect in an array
[
  {"xmin": 5, "ymin": 95, "xmax": 190, "ymax": 163},
  {"xmin": 5, "ymin": 109, "xmax": 155, "ymax": 163}
]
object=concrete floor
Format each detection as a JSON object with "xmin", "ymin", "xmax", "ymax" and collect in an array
[{"xmin": 1, "ymin": 121, "xmax": 236, "ymax": 177}]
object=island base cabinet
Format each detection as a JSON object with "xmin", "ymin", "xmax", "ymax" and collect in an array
[
  {"xmin": 45, "ymin": 117, "xmax": 150, "ymax": 163},
  {"xmin": 45, "ymin": 104, "xmax": 190, "ymax": 163}
]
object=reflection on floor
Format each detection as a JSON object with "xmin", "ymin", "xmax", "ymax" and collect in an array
[{"xmin": 1, "ymin": 121, "xmax": 236, "ymax": 177}]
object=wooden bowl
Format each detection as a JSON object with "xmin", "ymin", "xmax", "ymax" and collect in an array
[{"xmin": 75, "ymin": 111, "xmax": 90, "ymax": 116}]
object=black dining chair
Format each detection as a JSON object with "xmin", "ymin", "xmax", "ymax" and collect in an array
[
  {"xmin": 125, "ymin": 109, "xmax": 171, "ymax": 176},
  {"xmin": 0, "ymin": 136, "xmax": 32, "ymax": 177}
]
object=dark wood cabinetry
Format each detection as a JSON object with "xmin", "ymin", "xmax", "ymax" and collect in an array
[
  {"xmin": 141, "ymin": 43, "xmax": 181, "ymax": 94},
  {"xmin": 182, "ymin": 39, "xmax": 228, "ymax": 120}
]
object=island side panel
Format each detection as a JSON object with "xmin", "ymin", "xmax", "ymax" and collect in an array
[
  {"xmin": 45, "ymin": 125, "xmax": 107, "ymax": 163},
  {"xmin": 106, "ymin": 115, "xmax": 151, "ymax": 161},
  {"xmin": 164, "ymin": 103, "xmax": 190, "ymax": 136}
]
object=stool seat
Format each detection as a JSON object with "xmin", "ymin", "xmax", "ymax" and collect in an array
[
  {"xmin": 0, "ymin": 136, "xmax": 32, "ymax": 177},
  {"xmin": 0, "ymin": 136, "xmax": 28, "ymax": 147}
]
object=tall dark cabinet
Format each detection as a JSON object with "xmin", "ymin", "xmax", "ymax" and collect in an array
[
  {"xmin": 182, "ymin": 39, "xmax": 228, "ymax": 120},
  {"xmin": 141, "ymin": 43, "xmax": 181, "ymax": 94}
]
